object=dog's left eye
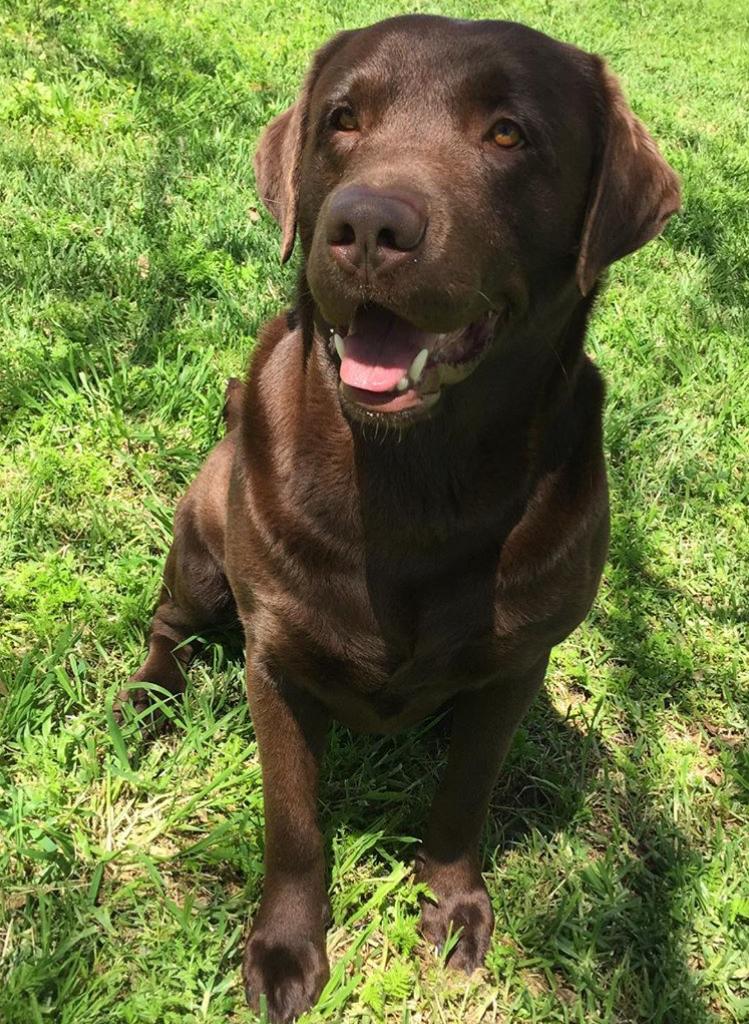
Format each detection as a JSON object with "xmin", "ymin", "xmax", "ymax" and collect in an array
[
  {"xmin": 492, "ymin": 120, "xmax": 523, "ymax": 148},
  {"xmin": 331, "ymin": 106, "xmax": 359, "ymax": 132}
]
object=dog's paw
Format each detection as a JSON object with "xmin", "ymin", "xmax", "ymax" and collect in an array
[
  {"xmin": 113, "ymin": 675, "xmax": 184, "ymax": 731},
  {"xmin": 243, "ymin": 927, "xmax": 329, "ymax": 1023},
  {"xmin": 417, "ymin": 868, "xmax": 494, "ymax": 973},
  {"xmin": 114, "ymin": 636, "xmax": 190, "ymax": 728}
]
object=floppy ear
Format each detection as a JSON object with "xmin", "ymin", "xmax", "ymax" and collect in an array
[
  {"xmin": 253, "ymin": 101, "xmax": 305, "ymax": 264},
  {"xmin": 576, "ymin": 61, "xmax": 681, "ymax": 295},
  {"xmin": 253, "ymin": 33, "xmax": 352, "ymax": 264}
]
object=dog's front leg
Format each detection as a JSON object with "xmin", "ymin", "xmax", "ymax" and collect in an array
[
  {"xmin": 416, "ymin": 655, "xmax": 549, "ymax": 972},
  {"xmin": 243, "ymin": 658, "xmax": 330, "ymax": 1024}
]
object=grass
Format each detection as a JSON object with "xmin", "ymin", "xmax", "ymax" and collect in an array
[{"xmin": 0, "ymin": 0, "xmax": 747, "ymax": 1021}]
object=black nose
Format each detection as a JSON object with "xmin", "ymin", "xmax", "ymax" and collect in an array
[{"xmin": 325, "ymin": 185, "xmax": 427, "ymax": 276}]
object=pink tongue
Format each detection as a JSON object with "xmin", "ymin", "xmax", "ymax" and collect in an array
[{"xmin": 339, "ymin": 308, "xmax": 422, "ymax": 393}]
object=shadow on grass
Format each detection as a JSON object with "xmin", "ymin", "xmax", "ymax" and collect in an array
[
  {"xmin": 322, "ymin": 704, "xmax": 715, "ymax": 1022},
  {"xmin": 482, "ymin": 509, "xmax": 728, "ymax": 1022},
  {"xmin": 491, "ymin": 699, "xmax": 715, "ymax": 1023}
]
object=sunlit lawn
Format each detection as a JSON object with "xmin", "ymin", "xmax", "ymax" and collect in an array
[{"xmin": 1, "ymin": 0, "xmax": 747, "ymax": 1021}]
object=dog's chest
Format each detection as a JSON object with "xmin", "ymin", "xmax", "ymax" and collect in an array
[
  {"xmin": 245, "ymin": 424, "xmax": 607, "ymax": 731},
  {"xmin": 272, "ymin": 543, "xmax": 539, "ymax": 729}
]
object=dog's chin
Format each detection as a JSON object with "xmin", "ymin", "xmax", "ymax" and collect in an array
[{"xmin": 319, "ymin": 303, "xmax": 500, "ymax": 429}]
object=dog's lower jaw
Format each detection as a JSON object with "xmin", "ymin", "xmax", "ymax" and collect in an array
[{"xmin": 316, "ymin": 304, "xmax": 501, "ymax": 428}]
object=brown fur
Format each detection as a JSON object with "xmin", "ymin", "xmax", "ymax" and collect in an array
[{"xmin": 122, "ymin": 15, "xmax": 679, "ymax": 1022}]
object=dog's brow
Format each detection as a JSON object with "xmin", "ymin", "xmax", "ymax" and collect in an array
[{"xmin": 322, "ymin": 74, "xmax": 385, "ymax": 110}]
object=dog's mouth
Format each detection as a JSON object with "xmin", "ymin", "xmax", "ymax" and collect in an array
[{"xmin": 325, "ymin": 304, "xmax": 499, "ymax": 418}]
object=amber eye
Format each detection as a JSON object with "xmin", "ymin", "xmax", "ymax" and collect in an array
[
  {"xmin": 331, "ymin": 106, "xmax": 359, "ymax": 132},
  {"xmin": 492, "ymin": 119, "xmax": 523, "ymax": 148}
]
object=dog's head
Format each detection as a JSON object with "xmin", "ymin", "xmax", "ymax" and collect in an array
[{"xmin": 255, "ymin": 15, "xmax": 679, "ymax": 424}]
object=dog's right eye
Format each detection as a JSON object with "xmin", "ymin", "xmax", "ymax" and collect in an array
[
  {"xmin": 331, "ymin": 106, "xmax": 359, "ymax": 132},
  {"xmin": 491, "ymin": 119, "xmax": 524, "ymax": 149}
]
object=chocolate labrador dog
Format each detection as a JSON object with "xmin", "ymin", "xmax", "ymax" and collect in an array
[{"xmin": 124, "ymin": 14, "xmax": 679, "ymax": 1022}]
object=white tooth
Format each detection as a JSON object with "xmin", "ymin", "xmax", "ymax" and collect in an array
[
  {"xmin": 333, "ymin": 332, "xmax": 345, "ymax": 360},
  {"xmin": 408, "ymin": 348, "xmax": 429, "ymax": 383},
  {"xmin": 396, "ymin": 375, "xmax": 410, "ymax": 392}
]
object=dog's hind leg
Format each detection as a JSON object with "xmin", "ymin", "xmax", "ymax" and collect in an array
[{"xmin": 119, "ymin": 426, "xmax": 238, "ymax": 718}]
